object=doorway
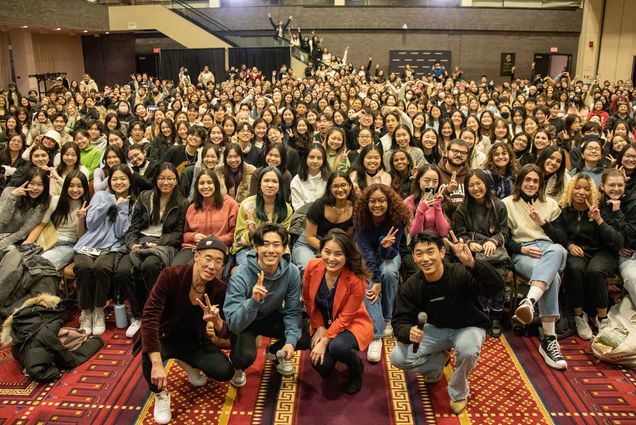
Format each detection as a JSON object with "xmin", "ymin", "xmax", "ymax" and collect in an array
[
  {"xmin": 136, "ymin": 54, "xmax": 158, "ymax": 78},
  {"xmin": 533, "ymin": 53, "xmax": 572, "ymax": 79}
]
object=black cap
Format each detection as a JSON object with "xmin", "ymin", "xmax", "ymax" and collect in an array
[{"xmin": 194, "ymin": 236, "xmax": 227, "ymax": 258}]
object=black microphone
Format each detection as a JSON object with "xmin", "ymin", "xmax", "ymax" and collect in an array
[
  {"xmin": 276, "ymin": 349, "xmax": 286, "ymax": 361},
  {"xmin": 412, "ymin": 312, "xmax": 428, "ymax": 353}
]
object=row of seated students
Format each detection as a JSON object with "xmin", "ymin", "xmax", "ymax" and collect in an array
[{"xmin": 1, "ymin": 70, "xmax": 636, "ymax": 422}]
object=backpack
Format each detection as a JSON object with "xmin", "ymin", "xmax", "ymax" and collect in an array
[{"xmin": 591, "ymin": 296, "xmax": 636, "ymax": 369}]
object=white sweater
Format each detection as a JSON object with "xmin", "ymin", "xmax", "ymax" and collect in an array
[{"xmin": 290, "ymin": 173, "xmax": 328, "ymax": 210}]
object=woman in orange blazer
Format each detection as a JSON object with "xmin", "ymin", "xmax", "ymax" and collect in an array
[{"xmin": 303, "ymin": 228, "xmax": 374, "ymax": 394}]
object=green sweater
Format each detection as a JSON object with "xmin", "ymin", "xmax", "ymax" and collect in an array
[
  {"xmin": 80, "ymin": 145, "xmax": 103, "ymax": 180},
  {"xmin": 231, "ymin": 195, "xmax": 293, "ymax": 254}
]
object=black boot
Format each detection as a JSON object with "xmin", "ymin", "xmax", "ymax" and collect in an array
[
  {"xmin": 345, "ymin": 358, "xmax": 364, "ymax": 394},
  {"xmin": 488, "ymin": 310, "xmax": 504, "ymax": 338}
]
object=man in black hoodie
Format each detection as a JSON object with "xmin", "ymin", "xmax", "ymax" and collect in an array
[{"xmin": 390, "ymin": 231, "xmax": 504, "ymax": 415}]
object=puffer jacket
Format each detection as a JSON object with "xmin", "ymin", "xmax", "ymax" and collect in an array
[{"xmin": 1, "ymin": 294, "xmax": 104, "ymax": 381}]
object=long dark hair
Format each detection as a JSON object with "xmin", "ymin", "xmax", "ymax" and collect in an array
[
  {"xmin": 322, "ymin": 170, "xmax": 355, "ymax": 207},
  {"xmin": 56, "ymin": 142, "xmax": 81, "ymax": 176},
  {"xmin": 101, "ymin": 145, "xmax": 127, "ymax": 176},
  {"xmin": 463, "ymin": 169, "xmax": 495, "ymax": 210},
  {"xmin": 223, "ymin": 143, "xmax": 245, "ymax": 191},
  {"xmin": 351, "ymin": 144, "xmax": 384, "ymax": 191},
  {"xmin": 389, "ymin": 148, "xmax": 413, "ymax": 193},
  {"xmin": 298, "ymin": 143, "xmax": 331, "ymax": 181},
  {"xmin": 150, "ymin": 162, "xmax": 183, "ymax": 224},
  {"xmin": 263, "ymin": 142, "xmax": 287, "ymax": 175},
  {"xmin": 50, "ymin": 171, "xmax": 90, "ymax": 227},
  {"xmin": 512, "ymin": 164, "xmax": 546, "ymax": 202},
  {"xmin": 157, "ymin": 118, "xmax": 175, "ymax": 145},
  {"xmin": 255, "ymin": 166, "xmax": 288, "ymax": 222},
  {"xmin": 536, "ymin": 146, "xmax": 567, "ymax": 197},
  {"xmin": 320, "ymin": 228, "xmax": 370, "ymax": 280},
  {"xmin": 17, "ymin": 167, "xmax": 51, "ymax": 212},
  {"xmin": 193, "ymin": 168, "xmax": 223, "ymax": 209},
  {"xmin": 410, "ymin": 164, "xmax": 441, "ymax": 202},
  {"xmin": 485, "ymin": 141, "xmax": 518, "ymax": 178},
  {"xmin": 106, "ymin": 164, "xmax": 134, "ymax": 222}
]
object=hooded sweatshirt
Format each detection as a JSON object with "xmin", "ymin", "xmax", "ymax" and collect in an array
[
  {"xmin": 223, "ymin": 251, "xmax": 302, "ymax": 347},
  {"xmin": 437, "ymin": 158, "xmax": 469, "ymax": 216}
]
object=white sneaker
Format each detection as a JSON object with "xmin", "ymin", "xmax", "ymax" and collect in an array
[
  {"xmin": 574, "ymin": 312, "xmax": 593, "ymax": 340},
  {"xmin": 596, "ymin": 316, "xmax": 611, "ymax": 333},
  {"xmin": 230, "ymin": 369, "xmax": 246, "ymax": 388},
  {"xmin": 175, "ymin": 360, "xmax": 207, "ymax": 387},
  {"xmin": 384, "ymin": 322, "xmax": 393, "ymax": 338},
  {"xmin": 513, "ymin": 298, "xmax": 535, "ymax": 325},
  {"xmin": 153, "ymin": 390, "xmax": 171, "ymax": 424},
  {"xmin": 367, "ymin": 339, "xmax": 383, "ymax": 363},
  {"xmin": 92, "ymin": 308, "xmax": 106, "ymax": 336},
  {"xmin": 79, "ymin": 310, "xmax": 93, "ymax": 336},
  {"xmin": 126, "ymin": 318, "xmax": 141, "ymax": 338},
  {"xmin": 264, "ymin": 349, "xmax": 294, "ymax": 376}
]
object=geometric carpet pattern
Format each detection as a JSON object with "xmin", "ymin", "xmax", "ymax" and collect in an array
[{"xmin": 2, "ymin": 308, "xmax": 636, "ymax": 425}]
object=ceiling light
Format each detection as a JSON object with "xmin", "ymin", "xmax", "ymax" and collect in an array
[
  {"xmin": 21, "ymin": 25, "xmax": 28, "ymax": 29},
  {"xmin": 83, "ymin": 30, "xmax": 88, "ymax": 33},
  {"xmin": 105, "ymin": 31, "xmax": 109, "ymax": 34},
  {"xmin": 55, "ymin": 27, "xmax": 61, "ymax": 31}
]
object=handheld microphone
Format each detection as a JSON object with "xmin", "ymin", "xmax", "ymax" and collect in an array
[
  {"xmin": 412, "ymin": 312, "xmax": 428, "ymax": 353},
  {"xmin": 276, "ymin": 349, "xmax": 286, "ymax": 361}
]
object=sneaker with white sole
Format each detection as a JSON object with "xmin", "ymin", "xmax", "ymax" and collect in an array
[
  {"xmin": 596, "ymin": 316, "xmax": 611, "ymax": 333},
  {"xmin": 574, "ymin": 312, "xmax": 593, "ymax": 340},
  {"xmin": 230, "ymin": 369, "xmax": 246, "ymax": 388},
  {"xmin": 264, "ymin": 349, "xmax": 294, "ymax": 376},
  {"xmin": 92, "ymin": 308, "xmax": 106, "ymax": 336},
  {"xmin": 175, "ymin": 360, "xmax": 207, "ymax": 387},
  {"xmin": 367, "ymin": 339, "xmax": 382, "ymax": 363},
  {"xmin": 513, "ymin": 298, "xmax": 535, "ymax": 325},
  {"xmin": 126, "ymin": 318, "xmax": 141, "ymax": 338},
  {"xmin": 153, "ymin": 390, "xmax": 171, "ymax": 424},
  {"xmin": 79, "ymin": 310, "xmax": 93, "ymax": 335},
  {"xmin": 383, "ymin": 322, "xmax": 393, "ymax": 338},
  {"xmin": 539, "ymin": 334, "xmax": 567, "ymax": 370}
]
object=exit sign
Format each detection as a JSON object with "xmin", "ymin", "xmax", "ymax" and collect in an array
[{"xmin": 550, "ymin": 47, "xmax": 558, "ymax": 53}]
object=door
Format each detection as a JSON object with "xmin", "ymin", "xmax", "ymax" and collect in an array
[
  {"xmin": 549, "ymin": 54, "xmax": 571, "ymax": 78},
  {"xmin": 136, "ymin": 55, "xmax": 158, "ymax": 78},
  {"xmin": 533, "ymin": 54, "xmax": 550, "ymax": 80}
]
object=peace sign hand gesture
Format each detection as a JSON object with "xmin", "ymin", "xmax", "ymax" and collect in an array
[
  {"xmin": 11, "ymin": 181, "xmax": 30, "ymax": 197},
  {"xmin": 528, "ymin": 200, "xmax": 545, "ymax": 225},
  {"xmin": 447, "ymin": 171, "xmax": 458, "ymax": 193},
  {"xmin": 77, "ymin": 201, "xmax": 90, "ymax": 221},
  {"xmin": 586, "ymin": 199, "xmax": 603, "ymax": 224},
  {"xmin": 443, "ymin": 230, "xmax": 475, "ymax": 269},
  {"xmin": 196, "ymin": 293, "xmax": 222, "ymax": 327},
  {"xmin": 380, "ymin": 226, "xmax": 399, "ymax": 249}
]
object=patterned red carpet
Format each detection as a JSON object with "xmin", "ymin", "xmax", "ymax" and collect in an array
[{"xmin": 2, "ymin": 309, "xmax": 636, "ymax": 425}]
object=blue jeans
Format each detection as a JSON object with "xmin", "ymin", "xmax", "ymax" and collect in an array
[
  {"xmin": 379, "ymin": 254, "xmax": 401, "ymax": 322},
  {"xmin": 364, "ymin": 280, "xmax": 385, "ymax": 339},
  {"xmin": 512, "ymin": 240, "xmax": 567, "ymax": 318},
  {"xmin": 41, "ymin": 239, "xmax": 76, "ymax": 270},
  {"xmin": 291, "ymin": 232, "xmax": 318, "ymax": 275},
  {"xmin": 390, "ymin": 324, "xmax": 486, "ymax": 401}
]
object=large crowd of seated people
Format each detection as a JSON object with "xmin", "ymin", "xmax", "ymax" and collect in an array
[{"xmin": 1, "ymin": 63, "xmax": 636, "ymax": 423}]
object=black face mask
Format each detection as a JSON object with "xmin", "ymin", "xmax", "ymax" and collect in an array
[{"xmin": 501, "ymin": 112, "xmax": 510, "ymax": 119}]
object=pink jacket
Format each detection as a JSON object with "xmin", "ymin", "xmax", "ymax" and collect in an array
[{"xmin": 183, "ymin": 195, "xmax": 238, "ymax": 248}]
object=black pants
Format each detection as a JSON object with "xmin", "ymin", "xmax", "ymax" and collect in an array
[
  {"xmin": 142, "ymin": 339, "xmax": 234, "ymax": 393},
  {"xmin": 172, "ymin": 249, "xmax": 194, "ymax": 266},
  {"xmin": 311, "ymin": 330, "xmax": 360, "ymax": 377},
  {"xmin": 117, "ymin": 253, "xmax": 163, "ymax": 318},
  {"xmin": 229, "ymin": 311, "xmax": 310, "ymax": 371},
  {"xmin": 74, "ymin": 252, "xmax": 117, "ymax": 310},
  {"xmin": 564, "ymin": 250, "xmax": 618, "ymax": 310}
]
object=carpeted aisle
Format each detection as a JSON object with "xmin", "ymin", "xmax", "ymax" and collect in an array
[{"xmin": 3, "ymin": 309, "xmax": 636, "ymax": 425}]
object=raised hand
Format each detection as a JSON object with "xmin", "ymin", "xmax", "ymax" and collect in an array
[
  {"xmin": 196, "ymin": 293, "xmax": 222, "ymax": 325},
  {"xmin": 528, "ymin": 200, "xmax": 545, "ymax": 225},
  {"xmin": 380, "ymin": 226, "xmax": 399, "ymax": 249},
  {"xmin": 77, "ymin": 201, "xmax": 90, "ymax": 221},
  {"xmin": 443, "ymin": 230, "xmax": 475, "ymax": 268},
  {"xmin": 252, "ymin": 271, "xmax": 268, "ymax": 302},
  {"xmin": 11, "ymin": 181, "xmax": 29, "ymax": 197},
  {"xmin": 447, "ymin": 171, "xmax": 458, "ymax": 193}
]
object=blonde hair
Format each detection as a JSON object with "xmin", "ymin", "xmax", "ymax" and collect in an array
[{"xmin": 559, "ymin": 173, "xmax": 600, "ymax": 208}]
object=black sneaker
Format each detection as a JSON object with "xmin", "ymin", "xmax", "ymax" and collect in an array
[
  {"xmin": 539, "ymin": 334, "xmax": 567, "ymax": 370},
  {"xmin": 488, "ymin": 310, "xmax": 504, "ymax": 338}
]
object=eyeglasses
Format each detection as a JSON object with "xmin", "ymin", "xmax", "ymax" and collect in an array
[
  {"xmin": 199, "ymin": 255, "xmax": 224, "ymax": 267},
  {"xmin": 331, "ymin": 183, "xmax": 349, "ymax": 191},
  {"xmin": 368, "ymin": 198, "xmax": 388, "ymax": 205},
  {"xmin": 584, "ymin": 146, "xmax": 601, "ymax": 152},
  {"xmin": 449, "ymin": 148, "xmax": 468, "ymax": 157}
]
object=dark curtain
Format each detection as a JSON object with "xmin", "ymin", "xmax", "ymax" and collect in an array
[
  {"xmin": 159, "ymin": 49, "xmax": 226, "ymax": 85},
  {"xmin": 228, "ymin": 48, "xmax": 290, "ymax": 81}
]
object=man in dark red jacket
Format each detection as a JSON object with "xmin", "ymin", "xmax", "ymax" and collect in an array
[{"xmin": 136, "ymin": 236, "xmax": 233, "ymax": 425}]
